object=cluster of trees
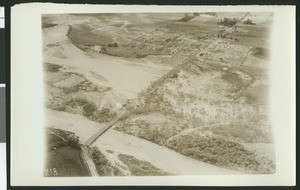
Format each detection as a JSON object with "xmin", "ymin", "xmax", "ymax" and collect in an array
[
  {"xmin": 107, "ymin": 42, "xmax": 118, "ymax": 47},
  {"xmin": 243, "ymin": 19, "xmax": 256, "ymax": 25},
  {"xmin": 46, "ymin": 96, "xmax": 67, "ymax": 112},
  {"xmin": 218, "ymin": 17, "xmax": 238, "ymax": 27},
  {"xmin": 65, "ymin": 98, "xmax": 93, "ymax": 116},
  {"xmin": 192, "ymin": 12, "xmax": 217, "ymax": 17},
  {"xmin": 118, "ymin": 154, "xmax": 169, "ymax": 176},
  {"xmin": 178, "ymin": 15, "xmax": 195, "ymax": 22},
  {"xmin": 88, "ymin": 147, "xmax": 123, "ymax": 176},
  {"xmin": 206, "ymin": 124, "xmax": 271, "ymax": 143},
  {"xmin": 63, "ymin": 98, "xmax": 117, "ymax": 123},
  {"xmin": 50, "ymin": 128, "xmax": 81, "ymax": 149},
  {"xmin": 118, "ymin": 123, "xmax": 180, "ymax": 146},
  {"xmin": 131, "ymin": 88, "xmax": 178, "ymax": 118},
  {"xmin": 165, "ymin": 134, "xmax": 275, "ymax": 173},
  {"xmin": 62, "ymin": 85, "xmax": 79, "ymax": 94},
  {"xmin": 221, "ymin": 71, "xmax": 243, "ymax": 85},
  {"xmin": 90, "ymin": 107, "xmax": 117, "ymax": 123},
  {"xmin": 44, "ymin": 62, "xmax": 63, "ymax": 73},
  {"xmin": 42, "ymin": 21, "xmax": 58, "ymax": 29}
]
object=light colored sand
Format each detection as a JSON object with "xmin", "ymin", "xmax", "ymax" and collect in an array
[
  {"xmin": 43, "ymin": 25, "xmax": 171, "ymax": 100},
  {"xmin": 46, "ymin": 109, "xmax": 242, "ymax": 175}
]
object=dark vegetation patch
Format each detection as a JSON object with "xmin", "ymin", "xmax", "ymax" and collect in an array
[
  {"xmin": 118, "ymin": 154, "xmax": 170, "ymax": 176},
  {"xmin": 69, "ymin": 31, "xmax": 113, "ymax": 46},
  {"xmin": 89, "ymin": 147, "xmax": 124, "ymax": 176},
  {"xmin": 67, "ymin": 25, "xmax": 165, "ymax": 58},
  {"xmin": 100, "ymin": 46, "xmax": 163, "ymax": 58},
  {"xmin": 206, "ymin": 124, "xmax": 272, "ymax": 143},
  {"xmin": 221, "ymin": 71, "xmax": 243, "ymax": 85},
  {"xmin": 45, "ymin": 128, "xmax": 91, "ymax": 177},
  {"xmin": 67, "ymin": 25, "xmax": 114, "ymax": 46},
  {"xmin": 44, "ymin": 62, "xmax": 63, "ymax": 73},
  {"xmin": 42, "ymin": 23, "xmax": 58, "ymax": 28},
  {"xmin": 167, "ymin": 22, "xmax": 219, "ymax": 33},
  {"xmin": 243, "ymin": 19, "xmax": 256, "ymax": 25},
  {"xmin": 165, "ymin": 134, "xmax": 275, "ymax": 174},
  {"xmin": 42, "ymin": 16, "xmax": 58, "ymax": 29},
  {"xmin": 218, "ymin": 17, "xmax": 238, "ymax": 27},
  {"xmin": 61, "ymin": 98, "xmax": 117, "ymax": 123},
  {"xmin": 115, "ymin": 122, "xmax": 182, "ymax": 146},
  {"xmin": 42, "ymin": 20, "xmax": 58, "ymax": 29},
  {"xmin": 178, "ymin": 15, "xmax": 195, "ymax": 22},
  {"xmin": 48, "ymin": 128, "xmax": 82, "ymax": 149},
  {"xmin": 126, "ymin": 87, "xmax": 182, "ymax": 119}
]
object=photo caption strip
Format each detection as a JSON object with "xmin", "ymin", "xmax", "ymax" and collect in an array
[{"xmin": 0, "ymin": 6, "xmax": 6, "ymax": 190}]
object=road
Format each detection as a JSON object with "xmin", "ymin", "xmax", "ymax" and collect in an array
[
  {"xmin": 79, "ymin": 12, "xmax": 251, "ymax": 175},
  {"xmin": 83, "ymin": 12, "xmax": 251, "ymax": 147},
  {"xmin": 81, "ymin": 146, "xmax": 99, "ymax": 176},
  {"xmin": 222, "ymin": 12, "xmax": 250, "ymax": 37},
  {"xmin": 83, "ymin": 111, "xmax": 127, "ymax": 146}
]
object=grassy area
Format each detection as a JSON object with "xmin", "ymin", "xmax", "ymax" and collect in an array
[
  {"xmin": 68, "ymin": 25, "xmax": 165, "ymax": 58},
  {"xmin": 178, "ymin": 15, "xmax": 195, "ymax": 22},
  {"xmin": 68, "ymin": 25, "xmax": 114, "ymax": 46}
]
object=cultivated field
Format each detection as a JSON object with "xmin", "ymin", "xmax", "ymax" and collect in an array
[{"xmin": 43, "ymin": 12, "xmax": 274, "ymax": 176}]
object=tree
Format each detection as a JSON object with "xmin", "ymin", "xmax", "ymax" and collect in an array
[{"xmin": 83, "ymin": 103, "xmax": 96, "ymax": 117}]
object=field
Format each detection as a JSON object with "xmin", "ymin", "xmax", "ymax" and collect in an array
[{"xmin": 43, "ymin": 12, "xmax": 275, "ymax": 175}]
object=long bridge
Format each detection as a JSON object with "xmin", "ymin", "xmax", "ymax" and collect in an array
[
  {"xmin": 80, "ymin": 13, "xmax": 251, "ymax": 176},
  {"xmin": 83, "ymin": 12, "xmax": 251, "ymax": 147},
  {"xmin": 83, "ymin": 111, "xmax": 127, "ymax": 146}
]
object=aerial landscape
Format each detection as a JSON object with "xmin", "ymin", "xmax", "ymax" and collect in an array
[{"xmin": 42, "ymin": 12, "xmax": 275, "ymax": 176}]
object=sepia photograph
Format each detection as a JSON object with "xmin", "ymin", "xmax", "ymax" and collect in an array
[
  {"xmin": 43, "ymin": 12, "xmax": 275, "ymax": 176},
  {"xmin": 10, "ymin": 4, "xmax": 295, "ymax": 186}
]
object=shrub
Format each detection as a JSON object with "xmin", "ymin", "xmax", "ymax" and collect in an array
[
  {"xmin": 65, "ymin": 98, "xmax": 96, "ymax": 117},
  {"xmin": 44, "ymin": 63, "xmax": 62, "ymax": 72},
  {"xmin": 218, "ymin": 17, "xmax": 238, "ymax": 27},
  {"xmin": 118, "ymin": 154, "xmax": 169, "ymax": 176},
  {"xmin": 91, "ymin": 108, "xmax": 117, "ymax": 123},
  {"xmin": 88, "ymin": 147, "xmax": 123, "ymax": 176},
  {"xmin": 165, "ymin": 134, "xmax": 275, "ymax": 173},
  {"xmin": 50, "ymin": 128, "xmax": 81, "ymax": 149},
  {"xmin": 83, "ymin": 103, "xmax": 96, "ymax": 117}
]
